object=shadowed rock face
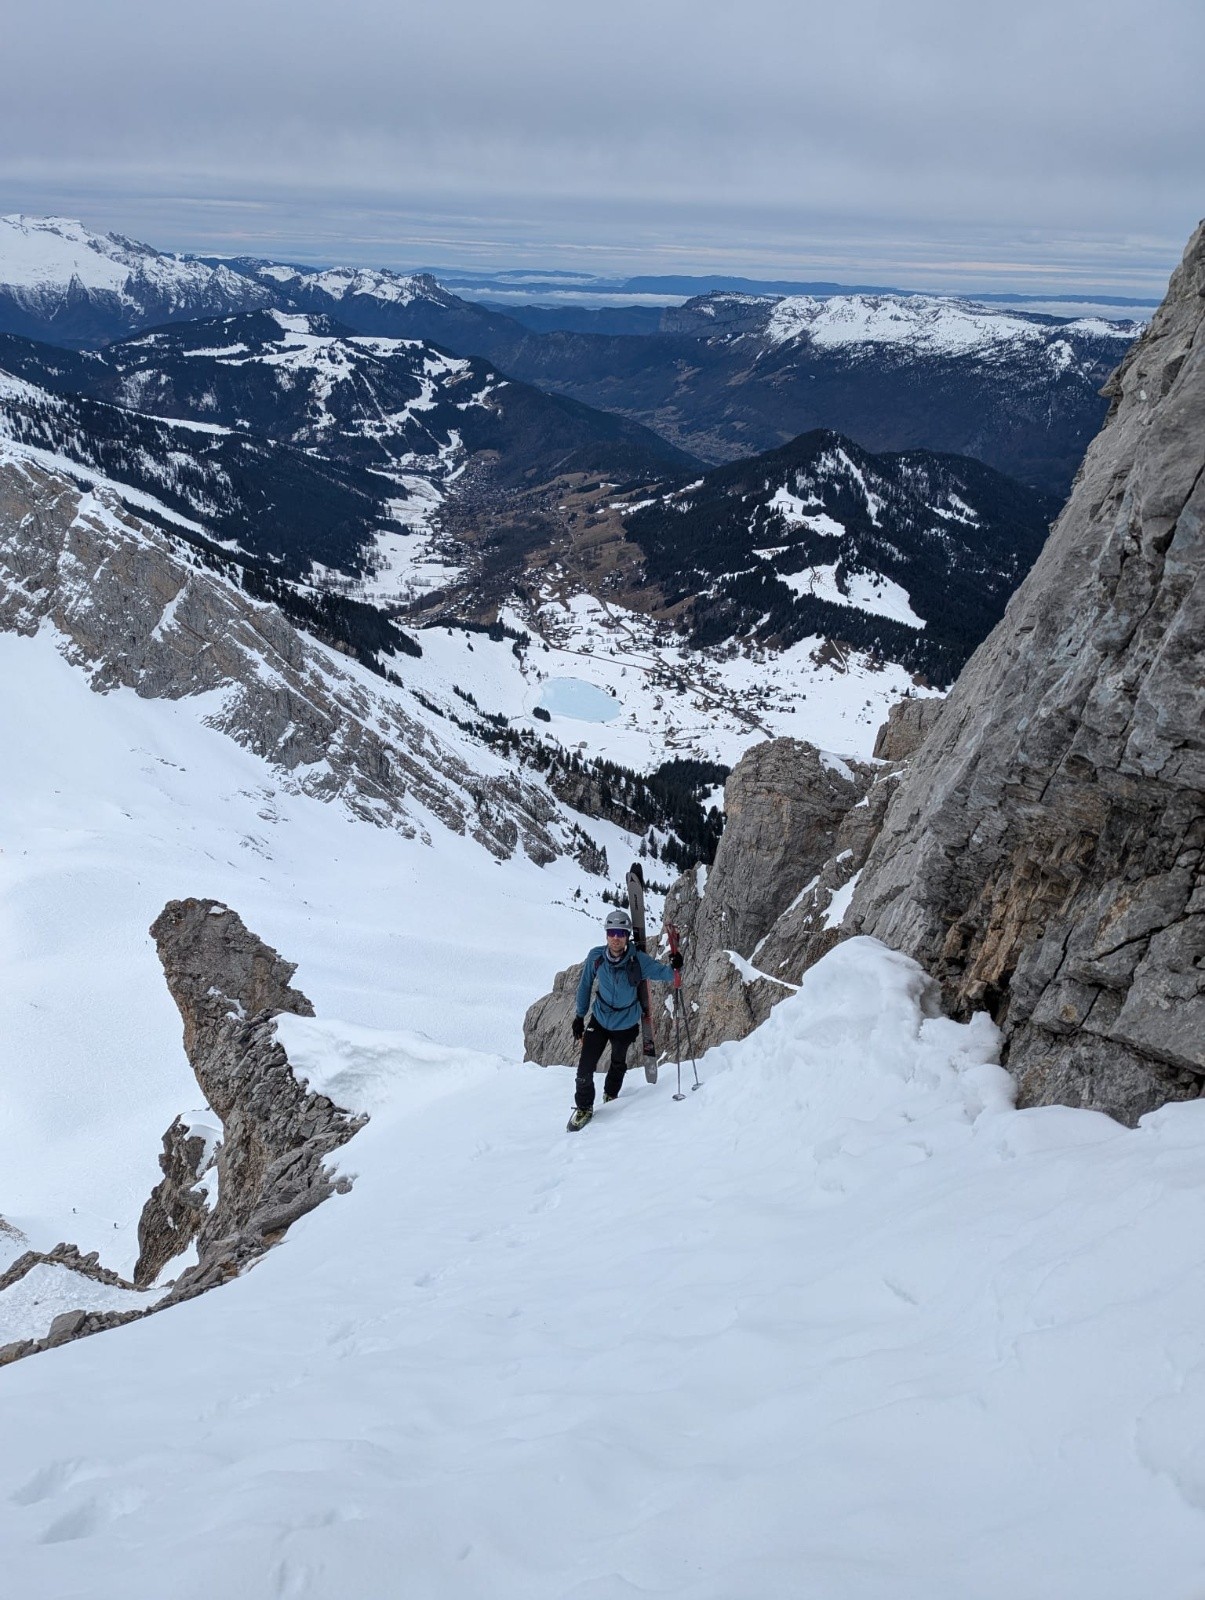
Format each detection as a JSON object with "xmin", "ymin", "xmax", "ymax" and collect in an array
[
  {"xmin": 140, "ymin": 899, "xmax": 364, "ymax": 1297},
  {"xmin": 845, "ymin": 219, "xmax": 1205, "ymax": 1125}
]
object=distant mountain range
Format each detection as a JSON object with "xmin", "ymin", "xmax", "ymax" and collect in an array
[
  {"xmin": 0, "ymin": 214, "xmax": 1108, "ymax": 696},
  {"xmin": 0, "ymin": 215, "xmax": 1139, "ymax": 498}
]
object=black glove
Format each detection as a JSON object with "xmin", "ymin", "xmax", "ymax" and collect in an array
[
  {"xmin": 669, "ymin": 951, "xmax": 684, "ymax": 971},
  {"xmin": 572, "ymin": 1015, "xmax": 585, "ymax": 1040}
]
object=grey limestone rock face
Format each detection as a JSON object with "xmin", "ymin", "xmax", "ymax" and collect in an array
[
  {"xmin": 846, "ymin": 219, "xmax": 1205, "ymax": 1124},
  {"xmin": 680, "ymin": 947, "xmax": 791, "ymax": 1058},
  {"xmin": 146, "ymin": 899, "xmax": 364, "ymax": 1301},
  {"xmin": 751, "ymin": 766, "xmax": 902, "ymax": 985},
  {"xmin": 687, "ymin": 738, "xmax": 873, "ymax": 978},
  {"xmin": 872, "ymin": 696, "xmax": 945, "ymax": 761},
  {"xmin": 0, "ymin": 457, "xmax": 590, "ymax": 869},
  {"xmin": 522, "ymin": 959, "xmax": 586, "ymax": 1068}
]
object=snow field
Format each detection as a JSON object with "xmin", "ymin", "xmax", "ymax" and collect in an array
[
  {"xmin": 0, "ymin": 627, "xmax": 622, "ymax": 1271},
  {"xmin": 407, "ymin": 593, "xmax": 927, "ymax": 772},
  {"xmin": 2, "ymin": 940, "xmax": 1205, "ymax": 1597}
]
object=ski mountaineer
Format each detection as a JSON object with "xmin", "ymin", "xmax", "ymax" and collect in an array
[{"xmin": 567, "ymin": 909, "xmax": 681, "ymax": 1131}]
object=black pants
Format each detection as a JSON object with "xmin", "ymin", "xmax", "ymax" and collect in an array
[{"xmin": 575, "ymin": 1022, "xmax": 640, "ymax": 1110}]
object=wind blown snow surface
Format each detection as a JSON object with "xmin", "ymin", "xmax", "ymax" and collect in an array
[{"xmin": 3, "ymin": 938, "xmax": 1205, "ymax": 1596}]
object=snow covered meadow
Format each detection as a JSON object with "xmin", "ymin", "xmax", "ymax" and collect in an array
[{"xmin": 2, "ymin": 616, "xmax": 1205, "ymax": 1596}]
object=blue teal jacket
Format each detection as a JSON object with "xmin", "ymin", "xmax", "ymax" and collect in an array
[{"xmin": 575, "ymin": 946, "xmax": 676, "ymax": 1031}]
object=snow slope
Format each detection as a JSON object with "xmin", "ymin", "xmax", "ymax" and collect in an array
[
  {"xmin": 2, "ymin": 565, "xmax": 1205, "ymax": 1594},
  {"xmin": 0, "ymin": 625, "xmax": 628, "ymax": 1271},
  {"xmin": 2, "ymin": 936, "xmax": 1204, "ymax": 1597}
]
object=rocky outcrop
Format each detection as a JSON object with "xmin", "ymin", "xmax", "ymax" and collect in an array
[
  {"xmin": 845, "ymin": 219, "xmax": 1205, "ymax": 1125},
  {"xmin": 0, "ymin": 1244, "xmax": 147, "ymax": 1368},
  {"xmin": 144, "ymin": 899, "xmax": 364, "ymax": 1300},
  {"xmin": 656, "ymin": 739, "xmax": 872, "ymax": 1054},
  {"xmin": 0, "ymin": 1305, "xmax": 148, "ymax": 1369},
  {"xmin": 750, "ymin": 767, "xmax": 902, "ymax": 982},
  {"xmin": 686, "ymin": 739, "xmax": 873, "ymax": 976},
  {"xmin": 685, "ymin": 949, "xmax": 793, "ymax": 1056},
  {"xmin": 0, "ymin": 899, "xmax": 368, "ymax": 1367},
  {"xmin": 872, "ymin": 696, "xmax": 944, "ymax": 761},
  {"xmin": 523, "ymin": 958, "xmax": 587, "ymax": 1068},
  {"xmin": 0, "ymin": 455, "xmax": 594, "ymax": 868},
  {"xmin": 0, "ymin": 1240, "xmax": 134, "ymax": 1295}
]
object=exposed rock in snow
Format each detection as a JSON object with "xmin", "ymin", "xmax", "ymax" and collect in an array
[
  {"xmin": 0, "ymin": 900, "xmax": 370, "ymax": 1362},
  {"xmin": 147, "ymin": 899, "xmax": 364, "ymax": 1301},
  {"xmin": 685, "ymin": 737, "xmax": 873, "ymax": 981},
  {"xmin": 0, "ymin": 1244, "xmax": 158, "ymax": 1367},
  {"xmin": 521, "ymin": 959, "xmax": 585, "ymax": 1069},
  {"xmin": 134, "ymin": 1117, "xmax": 219, "ymax": 1287},
  {"xmin": 523, "ymin": 736, "xmax": 877, "ymax": 1063}
]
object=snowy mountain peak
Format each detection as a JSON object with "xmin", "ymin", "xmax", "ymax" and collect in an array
[
  {"xmin": 252, "ymin": 261, "xmax": 452, "ymax": 310},
  {"xmin": 0, "ymin": 213, "xmax": 155, "ymax": 292},
  {"xmin": 765, "ymin": 292, "xmax": 1139, "ymax": 356},
  {"xmin": 0, "ymin": 215, "xmax": 274, "ymax": 345}
]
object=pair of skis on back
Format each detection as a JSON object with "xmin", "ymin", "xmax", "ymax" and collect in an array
[
  {"xmin": 567, "ymin": 862, "xmax": 696, "ymax": 1131},
  {"xmin": 628, "ymin": 861, "xmax": 659, "ymax": 1084}
]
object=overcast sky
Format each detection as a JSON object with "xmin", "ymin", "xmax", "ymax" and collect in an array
[{"xmin": 3, "ymin": 0, "xmax": 1201, "ymax": 296}]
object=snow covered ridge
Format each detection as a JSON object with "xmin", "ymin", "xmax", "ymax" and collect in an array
[
  {"xmin": 250, "ymin": 262, "xmax": 441, "ymax": 308},
  {"xmin": 763, "ymin": 292, "xmax": 1140, "ymax": 355},
  {"xmin": 624, "ymin": 428, "xmax": 1060, "ymax": 684},
  {"xmin": 0, "ymin": 215, "xmax": 272, "ymax": 342},
  {"xmin": 0, "ymin": 452, "xmax": 601, "ymax": 870}
]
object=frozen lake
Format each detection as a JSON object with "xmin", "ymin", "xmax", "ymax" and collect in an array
[{"xmin": 536, "ymin": 677, "xmax": 621, "ymax": 723}]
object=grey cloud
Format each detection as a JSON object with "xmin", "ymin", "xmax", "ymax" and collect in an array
[{"xmin": 3, "ymin": 0, "xmax": 1201, "ymax": 294}]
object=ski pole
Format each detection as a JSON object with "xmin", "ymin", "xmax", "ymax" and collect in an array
[{"xmin": 681, "ymin": 996, "xmax": 702, "ymax": 1091}]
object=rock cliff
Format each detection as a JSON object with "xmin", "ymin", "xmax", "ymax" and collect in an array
[
  {"xmin": 142, "ymin": 899, "xmax": 364, "ymax": 1299},
  {"xmin": 844, "ymin": 220, "xmax": 1205, "ymax": 1124},
  {"xmin": 0, "ymin": 453, "xmax": 595, "ymax": 868}
]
